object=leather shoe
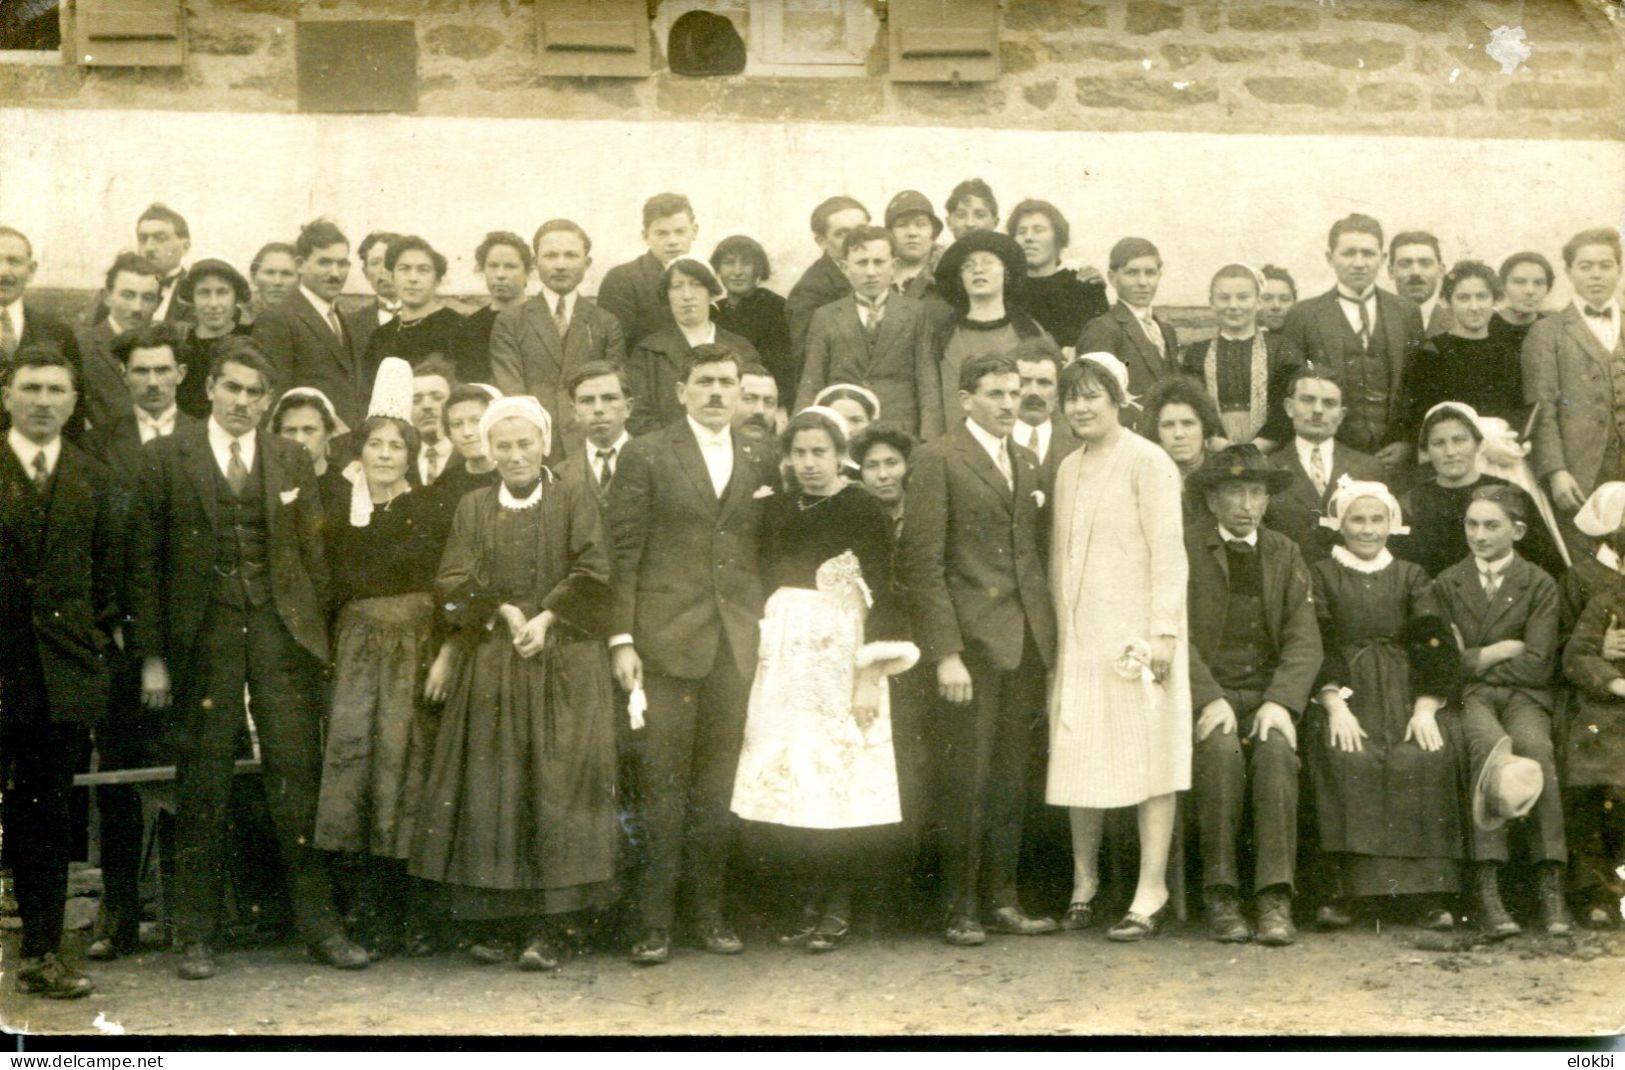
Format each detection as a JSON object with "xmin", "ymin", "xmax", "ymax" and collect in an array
[
  {"xmin": 1474, "ymin": 862, "xmax": 1520, "ymax": 939},
  {"xmin": 176, "ymin": 942, "xmax": 217, "ymax": 981},
  {"xmin": 1106, "ymin": 900, "xmax": 1170, "ymax": 942},
  {"xmin": 985, "ymin": 905, "xmax": 1058, "ymax": 935},
  {"xmin": 1537, "ymin": 863, "xmax": 1574, "ymax": 936},
  {"xmin": 630, "ymin": 928, "xmax": 670, "ymax": 966},
  {"xmin": 518, "ymin": 937, "xmax": 560, "ymax": 971},
  {"xmin": 1204, "ymin": 887, "xmax": 1251, "ymax": 943},
  {"xmin": 807, "ymin": 915, "xmax": 849, "ymax": 953},
  {"xmin": 944, "ymin": 915, "xmax": 986, "ymax": 946},
  {"xmin": 310, "ymin": 933, "xmax": 370, "ymax": 970},
  {"xmin": 1059, "ymin": 901, "xmax": 1096, "ymax": 931},
  {"xmin": 695, "ymin": 921, "xmax": 743, "ymax": 955},
  {"xmin": 1254, "ymin": 888, "xmax": 1297, "ymax": 947},
  {"xmin": 14, "ymin": 954, "xmax": 93, "ymax": 999},
  {"xmin": 86, "ymin": 934, "xmax": 138, "ymax": 962},
  {"xmin": 1314, "ymin": 901, "xmax": 1353, "ymax": 931}
]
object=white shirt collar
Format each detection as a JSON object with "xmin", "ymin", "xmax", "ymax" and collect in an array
[
  {"xmin": 1476, "ymin": 551, "xmax": 1515, "ymax": 577},
  {"xmin": 1336, "ymin": 284, "xmax": 1377, "ymax": 303},
  {"xmin": 206, "ymin": 415, "xmax": 257, "ymax": 475},
  {"xmin": 1418, "ymin": 294, "xmax": 1438, "ymax": 323},
  {"xmin": 585, "ymin": 431, "xmax": 630, "ymax": 465},
  {"xmin": 1015, "ymin": 418, "xmax": 1053, "ymax": 462},
  {"xmin": 1218, "ymin": 526, "xmax": 1259, "ymax": 547},
  {"xmin": 1295, "ymin": 435, "xmax": 1332, "ymax": 469},
  {"xmin": 963, "ymin": 416, "xmax": 1009, "ymax": 468},
  {"xmin": 8, "ymin": 428, "xmax": 60, "ymax": 479},
  {"xmin": 678, "ymin": 320, "xmax": 717, "ymax": 348},
  {"xmin": 686, "ymin": 415, "xmax": 731, "ymax": 449},
  {"xmin": 135, "ymin": 404, "xmax": 178, "ymax": 442},
  {"xmin": 1, "ymin": 298, "xmax": 22, "ymax": 340},
  {"xmin": 540, "ymin": 286, "xmax": 579, "ymax": 318},
  {"xmin": 299, "ymin": 283, "xmax": 336, "ymax": 320}
]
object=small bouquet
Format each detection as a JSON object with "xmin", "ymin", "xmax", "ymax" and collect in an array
[{"xmin": 1113, "ymin": 638, "xmax": 1156, "ymax": 684}]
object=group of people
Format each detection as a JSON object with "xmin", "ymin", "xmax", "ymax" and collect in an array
[{"xmin": 2, "ymin": 182, "xmax": 1623, "ymax": 1002}]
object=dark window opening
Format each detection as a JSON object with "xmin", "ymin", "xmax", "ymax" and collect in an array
[{"xmin": 0, "ymin": 0, "xmax": 62, "ymax": 50}]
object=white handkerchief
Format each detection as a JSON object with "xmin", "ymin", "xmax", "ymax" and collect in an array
[
  {"xmin": 628, "ymin": 686, "xmax": 647, "ymax": 731},
  {"xmin": 279, "ymin": 487, "xmax": 300, "ymax": 505},
  {"xmin": 753, "ymin": 485, "xmax": 775, "ymax": 499}
]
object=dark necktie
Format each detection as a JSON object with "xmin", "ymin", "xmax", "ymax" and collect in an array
[
  {"xmin": 597, "ymin": 446, "xmax": 616, "ymax": 488},
  {"xmin": 31, "ymin": 450, "xmax": 49, "ymax": 489},
  {"xmin": 227, "ymin": 440, "xmax": 248, "ymax": 497},
  {"xmin": 1585, "ymin": 305, "xmax": 1612, "ymax": 320},
  {"xmin": 1355, "ymin": 297, "xmax": 1372, "ymax": 352}
]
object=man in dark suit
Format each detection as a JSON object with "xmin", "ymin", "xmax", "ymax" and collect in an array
[
  {"xmin": 342, "ymin": 231, "xmax": 403, "ymax": 365},
  {"xmin": 129, "ymin": 336, "xmax": 366, "ymax": 980},
  {"xmin": 607, "ymin": 341, "xmax": 777, "ymax": 966},
  {"xmin": 1, "ymin": 348, "xmax": 118, "ymax": 998},
  {"xmin": 1010, "ymin": 334, "xmax": 1078, "ymax": 485},
  {"xmin": 1185, "ymin": 445, "xmax": 1323, "ymax": 947},
  {"xmin": 76, "ymin": 252, "xmax": 162, "ymax": 433},
  {"xmin": 558, "ymin": 360, "xmax": 631, "ymax": 515},
  {"xmin": 1276, "ymin": 214, "xmax": 1426, "ymax": 470},
  {"xmin": 1265, "ymin": 366, "xmax": 1384, "ymax": 562},
  {"xmin": 597, "ymin": 193, "xmax": 697, "ymax": 349},
  {"xmin": 490, "ymin": 219, "xmax": 627, "ymax": 453},
  {"xmin": 137, "ymin": 203, "xmax": 195, "ymax": 326},
  {"xmin": 252, "ymin": 219, "xmax": 365, "ymax": 429},
  {"xmin": 1075, "ymin": 237, "xmax": 1181, "ymax": 402},
  {"xmin": 902, "ymin": 353, "xmax": 1058, "ymax": 946},
  {"xmin": 795, "ymin": 225, "xmax": 943, "ymax": 440},
  {"xmin": 785, "ymin": 195, "xmax": 870, "ymax": 390},
  {"xmin": 82, "ymin": 323, "xmax": 197, "ymax": 961}
]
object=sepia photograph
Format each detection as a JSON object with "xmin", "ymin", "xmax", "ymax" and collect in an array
[{"xmin": 0, "ymin": 0, "xmax": 1623, "ymax": 1043}]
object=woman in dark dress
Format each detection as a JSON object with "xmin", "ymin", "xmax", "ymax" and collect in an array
[
  {"xmin": 1307, "ymin": 479, "xmax": 1465, "ymax": 929},
  {"xmin": 1399, "ymin": 261, "xmax": 1525, "ymax": 441},
  {"xmin": 712, "ymin": 235, "xmax": 792, "ymax": 404},
  {"xmin": 364, "ymin": 236, "xmax": 466, "ymax": 385},
  {"xmin": 271, "ymin": 386, "xmax": 351, "ymax": 516},
  {"xmin": 407, "ymin": 396, "xmax": 619, "ymax": 971},
  {"xmin": 314, "ymin": 359, "xmax": 456, "ymax": 958},
  {"xmin": 1489, "ymin": 250, "xmax": 1554, "ymax": 354},
  {"xmin": 1005, "ymin": 199, "xmax": 1108, "ymax": 351},
  {"xmin": 176, "ymin": 259, "xmax": 252, "ymax": 418},
  {"xmin": 731, "ymin": 408, "xmax": 916, "ymax": 952}
]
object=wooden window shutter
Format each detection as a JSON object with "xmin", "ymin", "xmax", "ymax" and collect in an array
[
  {"xmin": 886, "ymin": 0, "xmax": 998, "ymax": 83},
  {"xmin": 76, "ymin": 0, "xmax": 184, "ymax": 67},
  {"xmin": 537, "ymin": 0, "xmax": 651, "ymax": 78}
]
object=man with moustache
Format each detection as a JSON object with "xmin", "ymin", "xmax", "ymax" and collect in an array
[
  {"xmin": 796, "ymin": 225, "xmax": 943, "ymax": 440},
  {"xmin": 1185, "ymin": 444, "xmax": 1322, "ymax": 946},
  {"xmin": 77, "ymin": 253, "xmax": 162, "ymax": 433},
  {"xmin": 733, "ymin": 361, "xmax": 780, "ymax": 446},
  {"xmin": 0, "ymin": 348, "xmax": 118, "ymax": 999},
  {"xmin": 253, "ymin": 220, "xmax": 365, "ymax": 428},
  {"xmin": 785, "ymin": 196, "xmax": 870, "ymax": 388},
  {"xmin": 458, "ymin": 231, "xmax": 531, "ymax": 384},
  {"xmin": 607, "ymin": 342, "xmax": 778, "ymax": 966},
  {"xmin": 902, "ymin": 353, "xmax": 1058, "ymax": 946},
  {"xmin": 129, "ymin": 337, "xmax": 367, "ymax": 980},
  {"xmin": 1389, "ymin": 232, "xmax": 1452, "ymax": 337},
  {"xmin": 0, "ymin": 226, "xmax": 82, "ymax": 379},
  {"xmin": 598, "ymin": 194, "xmax": 699, "ymax": 349},
  {"xmin": 345, "ymin": 231, "xmax": 403, "ymax": 363},
  {"xmin": 1265, "ymin": 366, "xmax": 1384, "ymax": 564},
  {"xmin": 490, "ymin": 219, "xmax": 626, "ymax": 454},
  {"xmin": 1011, "ymin": 335, "xmax": 1077, "ymax": 484},
  {"xmin": 136, "ymin": 204, "xmax": 194, "ymax": 326},
  {"xmin": 1277, "ymin": 214, "xmax": 1426, "ymax": 474}
]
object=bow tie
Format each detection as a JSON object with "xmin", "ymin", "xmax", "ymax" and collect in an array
[{"xmin": 1584, "ymin": 305, "xmax": 1613, "ymax": 320}]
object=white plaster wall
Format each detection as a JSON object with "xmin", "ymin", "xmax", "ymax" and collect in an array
[{"xmin": 3, "ymin": 107, "xmax": 1622, "ymax": 307}]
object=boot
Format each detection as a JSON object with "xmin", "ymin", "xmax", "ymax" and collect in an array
[
  {"xmin": 1254, "ymin": 886, "xmax": 1297, "ymax": 947},
  {"xmin": 1203, "ymin": 885, "xmax": 1250, "ymax": 943},
  {"xmin": 1537, "ymin": 863, "xmax": 1574, "ymax": 936},
  {"xmin": 1474, "ymin": 863, "xmax": 1520, "ymax": 939}
]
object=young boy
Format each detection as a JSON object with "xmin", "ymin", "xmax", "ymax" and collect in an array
[
  {"xmin": 1180, "ymin": 264, "xmax": 1292, "ymax": 451},
  {"xmin": 1075, "ymin": 237, "xmax": 1180, "ymax": 402},
  {"xmin": 597, "ymin": 193, "xmax": 699, "ymax": 348},
  {"xmin": 1433, "ymin": 484, "xmax": 1571, "ymax": 937}
]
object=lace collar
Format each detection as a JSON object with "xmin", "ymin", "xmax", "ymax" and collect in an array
[
  {"xmin": 498, "ymin": 479, "xmax": 543, "ymax": 511},
  {"xmin": 1331, "ymin": 544, "xmax": 1393, "ymax": 574}
]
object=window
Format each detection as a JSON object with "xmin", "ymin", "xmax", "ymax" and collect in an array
[
  {"xmin": 655, "ymin": 0, "xmax": 878, "ymax": 77},
  {"xmin": 0, "ymin": 0, "xmax": 65, "ymax": 64}
]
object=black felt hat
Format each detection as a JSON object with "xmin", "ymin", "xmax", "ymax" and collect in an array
[
  {"xmin": 668, "ymin": 10, "xmax": 746, "ymax": 77},
  {"xmin": 1186, "ymin": 443, "xmax": 1295, "ymax": 496},
  {"xmin": 933, "ymin": 229, "xmax": 1026, "ymax": 311}
]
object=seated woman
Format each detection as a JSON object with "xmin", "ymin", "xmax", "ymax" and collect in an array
[
  {"xmin": 711, "ymin": 235, "xmax": 792, "ymax": 404},
  {"xmin": 625, "ymin": 258, "xmax": 761, "ymax": 436},
  {"xmin": 1399, "ymin": 261, "xmax": 1525, "ymax": 441},
  {"xmin": 271, "ymin": 386, "xmax": 351, "ymax": 515},
  {"xmin": 1179, "ymin": 264, "xmax": 1291, "ymax": 452},
  {"xmin": 1396, "ymin": 402, "xmax": 1567, "ymax": 579},
  {"xmin": 431, "ymin": 382, "xmax": 503, "ymax": 511},
  {"xmin": 1141, "ymin": 376, "xmax": 1223, "ymax": 526},
  {"xmin": 1307, "ymin": 477, "xmax": 1464, "ymax": 931},
  {"xmin": 408, "ymin": 396, "xmax": 619, "ymax": 971},
  {"xmin": 731, "ymin": 407, "xmax": 916, "ymax": 952},
  {"xmin": 1489, "ymin": 251, "xmax": 1554, "ymax": 353},
  {"xmin": 176, "ymin": 259, "xmax": 253, "ymax": 418},
  {"xmin": 314, "ymin": 358, "xmax": 457, "ymax": 959},
  {"xmin": 932, "ymin": 230, "xmax": 1050, "ymax": 427}
]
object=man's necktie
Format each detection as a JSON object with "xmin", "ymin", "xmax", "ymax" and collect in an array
[
  {"xmin": 1142, "ymin": 315, "xmax": 1165, "ymax": 357},
  {"xmin": 1481, "ymin": 568, "xmax": 1502, "ymax": 599},
  {"xmin": 1355, "ymin": 298, "xmax": 1372, "ymax": 352},
  {"xmin": 1585, "ymin": 306, "xmax": 1612, "ymax": 320},
  {"xmin": 0, "ymin": 311, "xmax": 17, "ymax": 360},
  {"xmin": 326, "ymin": 307, "xmax": 344, "ymax": 341},
  {"xmin": 996, "ymin": 440, "xmax": 1013, "ymax": 490},
  {"xmin": 227, "ymin": 440, "xmax": 248, "ymax": 497},
  {"xmin": 554, "ymin": 295, "xmax": 569, "ymax": 337},
  {"xmin": 597, "ymin": 446, "xmax": 616, "ymax": 488},
  {"xmin": 1309, "ymin": 445, "xmax": 1327, "ymax": 497},
  {"xmin": 1021, "ymin": 423, "xmax": 1037, "ymax": 454},
  {"xmin": 31, "ymin": 450, "xmax": 48, "ymax": 488}
]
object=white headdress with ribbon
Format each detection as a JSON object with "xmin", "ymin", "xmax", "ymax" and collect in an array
[
  {"xmin": 814, "ymin": 382, "xmax": 882, "ymax": 421},
  {"xmin": 795, "ymin": 403, "xmax": 853, "ymax": 439},
  {"xmin": 1075, "ymin": 350, "xmax": 1139, "ymax": 410},
  {"xmin": 467, "ymin": 382, "xmax": 503, "ymax": 401},
  {"xmin": 346, "ymin": 357, "xmax": 416, "ymax": 528},
  {"xmin": 1318, "ymin": 473, "xmax": 1409, "ymax": 535},
  {"xmin": 278, "ymin": 386, "xmax": 351, "ymax": 438}
]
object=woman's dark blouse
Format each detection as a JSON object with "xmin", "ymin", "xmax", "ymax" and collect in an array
[
  {"xmin": 1022, "ymin": 268, "xmax": 1109, "ymax": 349},
  {"xmin": 1489, "ymin": 311, "xmax": 1541, "ymax": 356},
  {"xmin": 759, "ymin": 483, "xmax": 907, "ymax": 641},
  {"xmin": 1399, "ymin": 331, "xmax": 1525, "ymax": 442},
  {"xmin": 1395, "ymin": 473, "xmax": 1566, "ymax": 580},
  {"xmin": 364, "ymin": 306, "xmax": 466, "ymax": 382},
  {"xmin": 715, "ymin": 286, "xmax": 792, "ymax": 401},
  {"xmin": 176, "ymin": 321, "xmax": 252, "ymax": 418},
  {"xmin": 456, "ymin": 306, "xmax": 498, "ymax": 384},
  {"xmin": 323, "ymin": 485, "xmax": 454, "ymax": 609},
  {"xmin": 432, "ymin": 457, "xmax": 501, "ymax": 515}
]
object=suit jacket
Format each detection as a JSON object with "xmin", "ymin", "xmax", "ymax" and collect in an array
[
  {"xmin": 341, "ymin": 298, "xmax": 385, "ymax": 375},
  {"xmin": 1523, "ymin": 303, "xmax": 1625, "ymax": 495},
  {"xmin": 1074, "ymin": 301, "xmax": 1181, "ymax": 401},
  {"xmin": 1434, "ymin": 553, "xmax": 1559, "ymax": 709},
  {"xmin": 0, "ymin": 440, "xmax": 117, "ymax": 724},
  {"xmin": 1275, "ymin": 288, "xmax": 1426, "ymax": 449},
  {"xmin": 606, "ymin": 419, "xmax": 776, "ymax": 681},
  {"xmin": 1425, "ymin": 301, "xmax": 1455, "ymax": 338},
  {"xmin": 555, "ymin": 446, "xmax": 612, "ymax": 516},
  {"xmin": 73, "ymin": 319, "xmax": 134, "ymax": 434},
  {"xmin": 489, "ymin": 292, "xmax": 627, "ymax": 450},
  {"xmin": 597, "ymin": 252, "xmax": 673, "ymax": 349},
  {"xmin": 87, "ymin": 407, "xmax": 203, "ymax": 483},
  {"xmin": 624, "ymin": 325, "xmax": 761, "ymax": 438},
  {"xmin": 1265, "ymin": 439, "xmax": 1385, "ymax": 562},
  {"xmin": 785, "ymin": 254, "xmax": 852, "ymax": 388},
  {"xmin": 1034, "ymin": 416, "xmax": 1080, "ymax": 491},
  {"xmin": 795, "ymin": 294, "xmax": 944, "ymax": 439},
  {"xmin": 1185, "ymin": 523, "xmax": 1322, "ymax": 716},
  {"xmin": 253, "ymin": 289, "xmax": 364, "ymax": 430},
  {"xmin": 901, "ymin": 422, "xmax": 1056, "ymax": 672},
  {"xmin": 129, "ymin": 424, "xmax": 330, "ymax": 677}
]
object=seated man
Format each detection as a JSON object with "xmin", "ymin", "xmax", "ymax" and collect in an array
[
  {"xmin": 1266, "ymin": 366, "xmax": 1383, "ymax": 563},
  {"xmin": 1186, "ymin": 444, "xmax": 1323, "ymax": 947}
]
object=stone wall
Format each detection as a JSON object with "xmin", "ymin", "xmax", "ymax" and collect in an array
[{"xmin": 3, "ymin": 0, "xmax": 1621, "ymax": 141}]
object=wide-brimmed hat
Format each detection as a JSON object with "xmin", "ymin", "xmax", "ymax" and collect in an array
[
  {"xmin": 934, "ymin": 230, "xmax": 1026, "ymax": 311},
  {"xmin": 884, "ymin": 190, "xmax": 943, "ymax": 237},
  {"xmin": 1472, "ymin": 735, "xmax": 1543, "ymax": 831},
  {"xmin": 1186, "ymin": 443, "xmax": 1294, "ymax": 496}
]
